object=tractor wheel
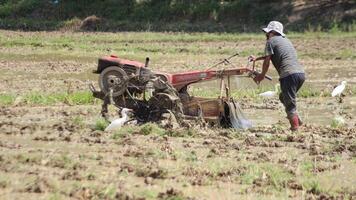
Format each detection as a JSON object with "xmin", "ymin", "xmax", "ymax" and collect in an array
[{"xmin": 99, "ymin": 66, "xmax": 128, "ymax": 97}]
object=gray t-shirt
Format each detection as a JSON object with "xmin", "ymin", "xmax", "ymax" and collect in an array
[{"xmin": 265, "ymin": 36, "xmax": 304, "ymax": 78}]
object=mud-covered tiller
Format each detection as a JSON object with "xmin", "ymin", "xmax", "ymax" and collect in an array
[{"xmin": 89, "ymin": 53, "xmax": 272, "ymax": 129}]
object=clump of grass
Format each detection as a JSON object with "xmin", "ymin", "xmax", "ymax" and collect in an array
[
  {"xmin": 15, "ymin": 153, "xmax": 42, "ymax": 165},
  {"xmin": 98, "ymin": 184, "xmax": 117, "ymax": 199},
  {"xmin": 264, "ymin": 165, "xmax": 293, "ymax": 190},
  {"xmin": 0, "ymin": 178, "xmax": 9, "ymax": 189},
  {"xmin": 304, "ymin": 180, "xmax": 323, "ymax": 195},
  {"xmin": 71, "ymin": 116, "xmax": 85, "ymax": 129},
  {"xmin": 112, "ymin": 125, "xmax": 138, "ymax": 139},
  {"xmin": 298, "ymin": 88, "xmax": 321, "ymax": 98},
  {"xmin": 299, "ymin": 161, "xmax": 315, "ymax": 180},
  {"xmin": 135, "ymin": 166, "xmax": 168, "ymax": 179},
  {"xmin": 139, "ymin": 123, "xmax": 165, "ymax": 136},
  {"xmin": 47, "ymin": 154, "xmax": 73, "ymax": 169},
  {"xmin": 23, "ymin": 92, "xmax": 64, "ymax": 105},
  {"xmin": 240, "ymin": 164, "xmax": 261, "ymax": 185},
  {"xmin": 146, "ymin": 148, "xmax": 167, "ymax": 159},
  {"xmin": 157, "ymin": 188, "xmax": 186, "ymax": 200},
  {"xmin": 65, "ymin": 92, "xmax": 95, "ymax": 105},
  {"xmin": 47, "ymin": 193, "xmax": 63, "ymax": 200},
  {"xmin": 94, "ymin": 118, "xmax": 109, "ymax": 131},
  {"xmin": 298, "ymin": 86, "xmax": 329, "ymax": 98},
  {"xmin": 137, "ymin": 190, "xmax": 158, "ymax": 199},
  {"xmin": 185, "ymin": 151, "xmax": 198, "ymax": 162},
  {"xmin": 0, "ymin": 94, "xmax": 15, "ymax": 105},
  {"xmin": 240, "ymin": 163, "xmax": 293, "ymax": 190},
  {"xmin": 22, "ymin": 176, "xmax": 56, "ymax": 194},
  {"xmin": 86, "ymin": 173, "xmax": 96, "ymax": 181},
  {"xmin": 165, "ymin": 128, "xmax": 197, "ymax": 137},
  {"xmin": 330, "ymin": 116, "xmax": 345, "ymax": 128}
]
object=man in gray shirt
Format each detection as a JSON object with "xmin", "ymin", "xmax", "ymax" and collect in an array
[{"xmin": 250, "ymin": 21, "xmax": 305, "ymax": 131}]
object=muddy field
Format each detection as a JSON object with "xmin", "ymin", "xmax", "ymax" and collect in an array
[{"xmin": 0, "ymin": 30, "xmax": 355, "ymax": 199}]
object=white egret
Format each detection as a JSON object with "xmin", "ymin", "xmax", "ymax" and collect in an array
[
  {"xmin": 259, "ymin": 84, "xmax": 280, "ymax": 98},
  {"xmin": 105, "ymin": 108, "xmax": 133, "ymax": 131},
  {"xmin": 331, "ymin": 81, "xmax": 347, "ymax": 97}
]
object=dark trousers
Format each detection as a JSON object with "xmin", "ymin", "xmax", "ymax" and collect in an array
[{"xmin": 279, "ymin": 73, "xmax": 305, "ymax": 118}]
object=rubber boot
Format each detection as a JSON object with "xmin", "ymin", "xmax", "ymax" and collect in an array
[{"xmin": 288, "ymin": 114, "xmax": 299, "ymax": 131}]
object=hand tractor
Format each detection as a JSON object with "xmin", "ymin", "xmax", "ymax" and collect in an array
[{"xmin": 89, "ymin": 54, "xmax": 272, "ymax": 129}]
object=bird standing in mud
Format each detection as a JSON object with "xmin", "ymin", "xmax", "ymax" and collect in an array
[
  {"xmin": 332, "ymin": 81, "xmax": 347, "ymax": 103},
  {"xmin": 258, "ymin": 84, "xmax": 280, "ymax": 109},
  {"xmin": 259, "ymin": 83, "xmax": 280, "ymax": 98},
  {"xmin": 332, "ymin": 81, "xmax": 347, "ymax": 97},
  {"xmin": 105, "ymin": 108, "xmax": 133, "ymax": 131}
]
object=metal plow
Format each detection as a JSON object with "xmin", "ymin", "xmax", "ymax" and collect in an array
[{"xmin": 227, "ymin": 101, "xmax": 252, "ymax": 129}]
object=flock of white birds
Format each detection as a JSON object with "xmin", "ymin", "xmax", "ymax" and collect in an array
[{"xmin": 258, "ymin": 81, "xmax": 347, "ymax": 98}]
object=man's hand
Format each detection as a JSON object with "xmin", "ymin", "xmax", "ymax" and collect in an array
[
  {"xmin": 254, "ymin": 73, "xmax": 265, "ymax": 84},
  {"xmin": 248, "ymin": 55, "xmax": 256, "ymax": 62}
]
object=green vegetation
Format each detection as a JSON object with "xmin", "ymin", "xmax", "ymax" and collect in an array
[
  {"xmin": 0, "ymin": 88, "xmax": 350, "ymax": 110},
  {"xmin": 15, "ymin": 153, "xmax": 43, "ymax": 165},
  {"xmin": 139, "ymin": 123, "xmax": 166, "ymax": 136},
  {"xmin": 0, "ymin": 31, "xmax": 355, "ymax": 66},
  {"xmin": 71, "ymin": 116, "xmax": 85, "ymax": 129},
  {"xmin": 94, "ymin": 118, "xmax": 109, "ymax": 131},
  {"xmin": 0, "ymin": 176, "xmax": 10, "ymax": 189},
  {"xmin": 112, "ymin": 125, "xmax": 138, "ymax": 139},
  {"xmin": 0, "ymin": 91, "xmax": 96, "ymax": 106},
  {"xmin": 185, "ymin": 151, "xmax": 198, "ymax": 162},
  {"xmin": 303, "ymin": 180, "xmax": 323, "ymax": 195},
  {"xmin": 137, "ymin": 190, "xmax": 158, "ymax": 199},
  {"xmin": 0, "ymin": 82, "xmax": 351, "ymax": 107},
  {"xmin": 240, "ymin": 163, "xmax": 293, "ymax": 191},
  {"xmin": 0, "ymin": 0, "xmax": 354, "ymax": 32},
  {"xmin": 0, "ymin": 94, "xmax": 15, "ymax": 105},
  {"xmin": 99, "ymin": 184, "xmax": 117, "ymax": 199},
  {"xmin": 331, "ymin": 116, "xmax": 346, "ymax": 129},
  {"xmin": 47, "ymin": 154, "xmax": 73, "ymax": 169}
]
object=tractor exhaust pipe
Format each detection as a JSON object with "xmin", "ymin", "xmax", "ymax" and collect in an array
[{"xmin": 145, "ymin": 57, "xmax": 150, "ymax": 68}]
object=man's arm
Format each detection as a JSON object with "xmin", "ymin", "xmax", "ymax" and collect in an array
[
  {"xmin": 255, "ymin": 55, "xmax": 268, "ymax": 61},
  {"xmin": 250, "ymin": 39, "xmax": 273, "ymax": 83},
  {"xmin": 261, "ymin": 55, "xmax": 271, "ymax": 76},
  {"xmin": 253, "ymin": 55, "xmax": 271, "ymax": 83}
]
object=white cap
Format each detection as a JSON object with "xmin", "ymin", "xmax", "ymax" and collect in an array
[{"xmin": 262, "ymin": 21, "xmax": 285, "ymax": 36}]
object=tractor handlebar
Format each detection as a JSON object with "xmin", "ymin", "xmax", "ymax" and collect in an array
[{"xmin": 250, "ymin": 71, "xmax": 273, "ymax": 81}]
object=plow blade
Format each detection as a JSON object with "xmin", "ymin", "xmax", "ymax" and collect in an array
[{"xmin": 227, "ymin": 101, "xmax": 252, "ymax": 129}]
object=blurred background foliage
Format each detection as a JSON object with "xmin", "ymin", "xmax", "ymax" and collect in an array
[{"xmin": 0, "ymin": 0, "xmax": 354, "ymax": 32}]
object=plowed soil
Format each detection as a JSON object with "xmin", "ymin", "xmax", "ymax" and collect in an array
[{"xmin": 0, "ymin": 31, "xmax": 355, "ymax": 199}]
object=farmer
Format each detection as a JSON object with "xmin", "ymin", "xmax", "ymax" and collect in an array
[{"xmin": 249, "ymin": 21, "xmax": 305, "ymax": 131}]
